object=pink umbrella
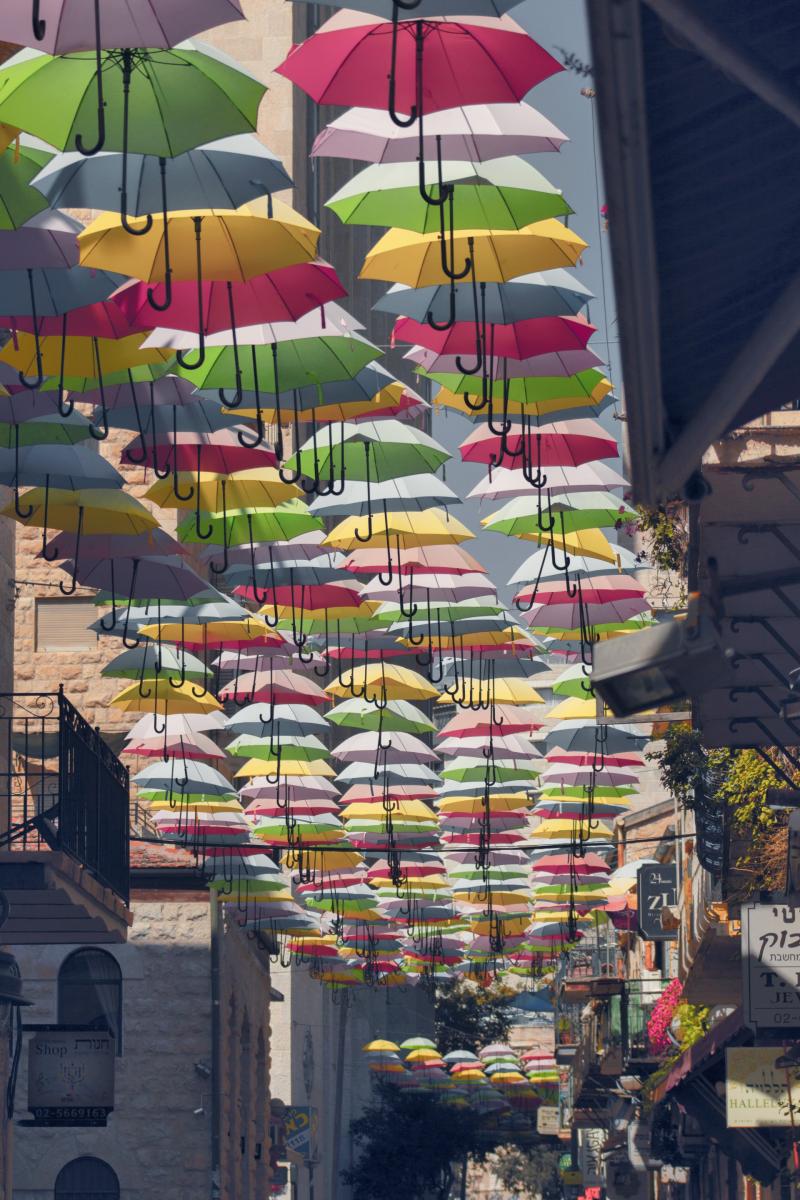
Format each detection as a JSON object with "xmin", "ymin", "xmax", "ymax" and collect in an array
[
  {"xmin": 1, "ymin": 298, "xmax": 148, "ymax": 339},
  {"xmin": 311, "ymin": 102, "xmax": 567, "ymax": 163},
  {"xmin": 124, "ymin": 729, "xmax": 228, "ymax": 762},
  {"xmin": 340, "ymin": 784, "xmax": 439, "ymax": 803},
  {"xmin": 113, "ymin": 260, "xmax": 346, "ymax": 334},
  {"xmin": 521, "ymin": 595, "xmax": 650, "ymax": 630},
  {"xmin": 407, "ymin": 346, "xmax": 602, "ymax": 378},
  {"xmin": 121, "ymin": 428, "xmax": 278, "ymax": 472},
  {"xmin": 538, "ymin": 765, "xmax": 639, "ymax": 789},
  {"xmin": 239, "ymin": 778, "xmax": 340, "ymax": 803},
  {"xmin": 332, "ymin": 730, "xmax": 439, "ymax": 764},
  {"xmin": 439, "ymin": 707, "xmax": 543, "ymax": 737},
  {"xmin": 468, "ymin": 462, "xmax": 630, "ymax": 501},
  {"xmin": 361, "ymin": 571, "xmax": 494, "ymax": 602},
  {"xmin": 395, "ymin": 315, "xmax": 596, "ymax": 360},
  {"xmin": 545, "ymin": 750, "xmax": 643, "ymax": 769},
  {"xmin": 219, "ymin": 668, "xmax": 327, "ymax": 706},
  {"xmin": 460, "ymin": 419, "xmax": 618, "ymax": 468},
  {"xmin": 276, "ymin": 13, "xmax": 561, "ymax": 114}
]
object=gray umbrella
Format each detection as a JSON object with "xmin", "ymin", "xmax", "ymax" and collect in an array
[
  {"xmin": 32, "ymin": 135, "xmax": 291, "ymax": 214},
  {"xmin": 0, "ymin": 264, "xmax": 125, "ymax": 316},
  {"xmin": 373, "ymin": 269, "xmax": 593, "ymax": 326}
]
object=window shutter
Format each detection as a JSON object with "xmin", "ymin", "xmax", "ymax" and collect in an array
[{"xmin": 35, "ymin": 598, "xmax": 98, "ymax": 652}]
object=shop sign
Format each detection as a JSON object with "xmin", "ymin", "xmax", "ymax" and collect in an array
[
  {"xmin": 27, "ymin": 1030, "xmax": 114, "ymax": 1126},
  {"xmin": 659, "ymin": 1166, "xmax": 689, "ymax": 1183},
  {"xmin": 636, "ymin": 864, "xmax": 677, "ymax": 940},
  {"xmin": 284, "ymin": 1106, "xmax": 317, "ymax": 1162},
  {"xmin": 726, "ymin": 1047, "xmax": 800, "ymax": 1128},
  {"xmin": 536, "ymin": 1106, "xmax": 560, "ymax": 1136},
  {"xmin": 742, "ymin": 903, "xmax": 800, "ymax": 1029}
]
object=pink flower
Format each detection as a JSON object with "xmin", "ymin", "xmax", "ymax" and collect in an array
[{"xmin": 646, "ymin": 980, "xmax": 683, "ymax": 1055}]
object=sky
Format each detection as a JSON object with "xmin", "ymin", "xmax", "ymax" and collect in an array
[{"xmin": 430, "ymin": 0, "xmax": 624, "ymax": 604}]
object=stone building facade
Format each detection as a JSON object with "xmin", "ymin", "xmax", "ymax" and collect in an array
[{"xmin": 10, "ymin": 851, "xmax": 274, "ymax": 1200}]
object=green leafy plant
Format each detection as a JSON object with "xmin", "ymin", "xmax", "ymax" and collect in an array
[
  {"xmin": 434, "ymin": 978, "xmax": 514, "ymax": 1056},
  {"xmin": 635, "ymin": 505, "xmax": 688, "ymax": 575},
  {"xmin": 491, "ymin": 1143, "xmax": 562, "ymax": 1199}
]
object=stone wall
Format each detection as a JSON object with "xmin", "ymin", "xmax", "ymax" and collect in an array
[{"xmin": 12, "ymin": 896, "xmax": 214, "ymax": 1200}]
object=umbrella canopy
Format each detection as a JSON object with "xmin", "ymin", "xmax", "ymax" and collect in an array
[
  {"xmin": 276, "ymin": 13, "xmax": 562, "ymax": 112},
  {"xmin": 313, "ymin": 102, "xmax": 567, "ymax": 163},
  {"xmin": 0, "ymin": 2, "xmax": 245, "ymax": 54}
]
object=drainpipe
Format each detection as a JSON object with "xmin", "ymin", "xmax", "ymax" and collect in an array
[
  {"xmin": 329, "ymin": 993, "xmax": 349, "ymax": 1198},
  {"xmin": 210, "ymin": 892, "xmax": 221, "ymax": 1200}
]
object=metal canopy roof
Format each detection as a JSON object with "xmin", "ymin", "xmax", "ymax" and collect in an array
[
  {"xmin": 588, "ymin": 0, "xmax": 800, "ymax": 504},
  {"xmin": 696, "ymin": 460, "xmax": 800, "ymax": 751}
]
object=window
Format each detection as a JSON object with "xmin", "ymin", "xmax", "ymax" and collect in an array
[
  {"xmin": 55, "ymin": 1157, "xmax": 119, "ymax": 1200},
  {"xmin": 57, "ymin": 949, "xmax": 122, "ymax": 1055},
  {"xmin": 35, "ymin": 598, "xmax": 98, "ymax": 652}
]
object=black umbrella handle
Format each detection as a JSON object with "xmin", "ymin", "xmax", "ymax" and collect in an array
[
  {"xmin": 89, "ymin": 338, "xmax": 110, "ymax": 439},
  {"xmin": 438, "ymin": 193, "xmax": 471, "ymax": 281},
  {"xmin": 455, "ymin": 254, "xmax": 483, "ymax": 375},
  {"xmin": 12, "ymin": 425, "xmax": 33, "ymax": 520},
  {"xmin": 388, "ymin": 15, "xmax": 419, "ymax": 127},
  {"xmin": 32, "ymin": 0, "xmax": 46, "ymax": 38},
  {"xmin": 147, "ymin": 160, "xmax": 173, "ymax": 309},
  {"xmin": 176, "ymin": 217, "xmax": 206, "ymax": 369},
  {"xmin": 18, "ymin": 269, "xmax": 44, "ymax": 390},
  {"xmin": 75, "ymin": 0, "xmax": 107, "ymax": 156},
  {"xmin": 58, "ymin": 506, "xmax": 83, "ymax": 596},
  {"xmin": 237, "ymin": 345, "xmax": 267, "ymax": 449},
  {"xmin": 57, "ymin": 312, "xmax": 74, "ymax": 417},
  {"xmin": 427, "ymin": 280, "xmax": 456, "ymax": 332}
]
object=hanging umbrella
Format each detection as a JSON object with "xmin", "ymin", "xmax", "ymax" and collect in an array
[
  {"xmin": 312, "ymin": 102, "xmax": 567, "ymax": 163},
  {"xmin": 327, "ymin": 698, "xmax": 435, "ymax": 734},
  {"xmin": 459, "ymin": 419, "xmax": 618, "ymax": 469},
  {"xmin": 397, "ymin": 314, "xmax": 595, "ymax": 360},
  {"xmin": 539, "ymin": 720, "xmax": 651, "ymax": 756},
  {"xmin": 113, "ymin": 260, "xmax": 345, "ymax": 334},
  {"xmin": 0, "ymin": 209, "xmax": 81, "ymax": 268},
  {"xmin": 310, "ymin": 474, "xmax": 458, "ymax": 517},
  {"xmin": 1, "ymin": 1, "xmax": 245, "ymax": 54},
  {"xmin": 276, "ymin": 13, "xmax": 561, "ymax": 116},
  {"xmin": 328, "ymin": 157, "xmax": 570, "ymax": 232},
  {"xmin": 285, "ymin": 419, "xmax": 449, "ymax": 483},
  {"xmin": 375, "ymin": 269, "xmax": 591, "ymax": 328},
  {"xmin": 0, "ymin": 134, "xmax": 53, "ymax": 229},
  {"xmin": 0, "ymin": 42, "xmax": 265, "ymax": 167},
  {"xmin": 361, "ymin": 220, "xmax": 587, "ymax": 286},
  {"xmin": 32, "ymin": 133, "xmax": 290, "ymax": 221},
  {"xmin": 469, "ymin": 462, "xmax": 629, "ymax": 501}
]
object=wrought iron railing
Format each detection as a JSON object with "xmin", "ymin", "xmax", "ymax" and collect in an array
[
  {"xmin": 0, "ymin": 689, "xmax": 129, "ymax": 903},
  {"xmin": 561, "ymin": 942, "xmax": 623, "ymax": 981}
]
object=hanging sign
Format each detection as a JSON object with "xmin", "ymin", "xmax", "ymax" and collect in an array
[
  {"xmin": 284, "ymin": 1106, "xmax": 317, "ymax": 1162},
  {"xmin": 27, "ymin": 1029, "xmax": 114, "ymax": 1126},
  {"xmin": 726, "ymin": 1047, "xmax": 800, "ymax": 1127},
  {"xmin": 636, "ymin": 864, "xmax": 677, "ymax": 940},
  {"xmin": 742, "ymin": 902, "xmax": 800, "ymax": 1029},
  {"xmin": 537, "ymin": 1106, "xmax": 560, "ymax": 1136}
]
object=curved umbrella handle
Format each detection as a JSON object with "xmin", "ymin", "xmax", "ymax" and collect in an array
[
  {"xmin": 75, "ymin": 0, "xmax": 107, "ymax": 156},
  {"xmin": 171, "ymin": 423, "xmax": 195, "ymax": 503},
  {"xmin": 32, "ymin": 0, "xmax": 46, "ymax": 38},
  {"xmin": 353, "ymin": 441, "xmax": 374, "ymax": 542},
  {"xmin": 388, "ymin": 14, "xmax": 418, "ymax": 128},
  {"xmin": 176, "ymin": 217, "xmax": 206, "ymax": 369},
  {"xmin": 57, "ymin": 313, "xmax": 74, "ymax": 417},
  {"xmin": 58, "ymin": 506, "xmax": 83, "ymax": 596},
  {"xmin": 455, "ymin": 259, "xmax": 483, "ymax": 376},
  {"xmin": 209, "ymin": 480, "xmax": 229, "ymax": 572},
  {"xmin": 237, "ymin": 346, "xmax": 266, "ymax": 449},
  {"xmin": 18, "ymin": 269, "xmax": 44, "ymax": 391},
  {"xmin": 194, "ymin": 448, "xmax": 213, "ymax": 540},
  {"xmin": 12, "ymin": 425, "xmax": 33, "ymax": 520},
  {"xmin": 147, "ymin": 159, "xmax": 173, "ymax": 311},
  {"xmin": 88, "ymin": 338, "xmax": 109, "ymax": 439},
  {"xmin": 125, "ymin": 371, "xmax": 149, "ymax": 464},
  {"xmin": 427, "ymin": 281, "xmax": 456, "ymax": 332},
  {"xmin": 378, "ymin": 501, "xmax": 393, "ymax": 585},
  {"xmin": 438, "ymin": 193, "xmax": 471, "ymax": 281},
  {"xmin": 98, "ymin": 559, "xmax": 118, "ymax": 632},
  {"xmin": 226, "ymin": 282, "xmax": 243, "ymax": 406},
  {"xmin": 121, "ymin": 560, "xmax": 141, "ymax": 648}
]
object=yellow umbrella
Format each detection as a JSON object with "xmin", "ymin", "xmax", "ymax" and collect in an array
[
  {"xmin": 0, "ymin": 332, "xmax": 171, "ymax": 377},
  {"xmin": 234, "ymin": 757, "xmax": 336, "ymax": 779},
  {"xmin": 148, "ymin": 797, "xmax": 239, "ymax": 814},
  {"xmin": 325, "ymin": 509, "xmax": 474, "ymax": 551},
  {"xmin": 138, "ymin": 617, "xmax": 277, "ymax": 647},
  {"xmin": 437, "ymin": 676, "xmax": 543, "ymax": 706},
  {"xmin": 360, "ymin": 220, "xmax": 587, "ymax": 287},
  {"xmin": 340, "ymin": 801, "xmax": 437, "ymax": 821},
  {"xmin": 401, "ymin": 627, "xmax": 538, "ymax": 650},
  {"xmin": 282, "ymin": 848, "xmax": 364, "ymax": 873},
  {"xmin": 144, "ymin": 469, "xmax": 301, "ymax": 510},
  {"xmin": 363, "ymin": 1039, "xmax": 400, "ymax": 1052},
  {"xmin": 228, "ymin": 379, "xmax": 414, "ymax": 424},
  {"xmin": 3, "ymin": 487, "xmax": 158, "ymax": 534},
  {"xmin": 546, "ymin": 697, "xmax": 597, "ymax": 722},
  {"xmin": 493, "ymin": 524, "xmax": 618, "ymax": 563},
  {"xmin": 327, "ymin": 662, "xmax": 439, "ymax": 703},
  {"xmin": 530, "ymin": 819, "xmax": 613, "ymax": 840},
  {"xmin": 437, "ymin": 794, "xmax": 530, "ymax": 814},
  {"xmin": 433, "ymin": 379, "xmax": 613, "ymax": 418},
  {"xmin": 110, "ymin": 679, "xmax": 222, "ymax": 714},
  {"xmin": 78, "ymin": 201, "xmax": 320, "ymax": 282}
]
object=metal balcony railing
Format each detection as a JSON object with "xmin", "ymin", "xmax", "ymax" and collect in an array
[
  {"xmin": 0, "ymin": 689, "xmax": 130, "ymax": 904},
  {"xmin": 562, "ymin": 943, "xmax": 623, "ymax": 981}
]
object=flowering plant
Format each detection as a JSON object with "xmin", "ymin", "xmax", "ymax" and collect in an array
[{"xmin": 646, "ymin": 979, "xmax": 683, "ymax": 1055}]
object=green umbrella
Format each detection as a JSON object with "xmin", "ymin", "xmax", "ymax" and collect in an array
[
  {"xmin": 178, "ymin": 336, "xmax": 379, "ymax": 393},
  {"xmin": 483, "ymin": 492, "xmax": 637, "ymax": 538},
  {"xmin": 0, "ymin": 44, "xmax": 264, "ymax": 159},
  {"xmin": 0, "ymin": 409, "xmax": 92, "ymax": 447},
  {"xmin": 226, "ymin": 733, "xmax": 329, "ymax": 762},
  {"xmin": 327, "ymin": 697, "xmax": 436, "ymax": 734},
  {"xmin": 285, "ymin": 419, "xmax": 449, "ymax": 483},
  {"xmin": 0, "ymin": 136, "xmax": 53, "ymax": 229},
  {"xmin": 178, "ymin": 500, "xmax": 323, "ymax": 546},
  {"xmin": 421, "ymin": 367, "xmax": 612, "ymax": 407},
  {"xmin": 326, "ymin": 157, "xmax": 571, "ymax": 233}
]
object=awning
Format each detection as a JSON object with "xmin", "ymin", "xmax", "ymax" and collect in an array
[{"xmin": 588, "ymin": 0, "xmax": 800, "ymax": 504}]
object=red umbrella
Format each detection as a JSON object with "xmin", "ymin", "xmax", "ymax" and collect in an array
[
  {"xmin": 121, "ymin": 428, "xmax": 278, "ymax": 472},
  {"xmin": 339, "ymin": 784, "xmax": 439, "ymax": 804},
  {"xmin": 113, "ymin": 260, "xmax": 347, "ymax": 334},
  {"xmin": 438, "ymin": 705, "xmax": 543, "ymax": 737},
  {"xmin": 393, "ymin": 314, "xmax": 596, "ymax": 361},
  {"xmin": 1, "ymin": 298, "xmax": 148, "ymax": 339},
  {"xmin": 233, "ymin": 582, "xmax": 363, "ymax": 608},
  {"xmin": 544, "ymin": 751, "xmax": 644, "ymax": 769},
  {"xmin": 276, "ymin": 12, "xmax": 561, "ymax": 113},
  {"xmin": 460, "ymin": 418, "xmax": 618, "ymax": 468},
  {"xmin": 516, "ymin": 575, "xmax": 647, "ymax": 607}
]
